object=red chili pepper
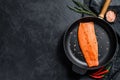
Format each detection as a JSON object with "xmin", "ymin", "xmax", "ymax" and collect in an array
[
  {"xmin": 96, "ymin": 65, "xmax": 111, "ymax": 75},
  {"xmin": 92, "ymin": 66, "xmax": 104, "ymax": 75},
  {"xmin": 93, "ymin": 65, "xmax": 111, "ymax": 75},
  {"xmin": 95, "ymin": 70, "xmax": 109, "ymax": 75},
  {"xmin": 90, "ymin": 75, "xmax": 104, "ymax": 79},
  {"xmin": 89, "ymin": 65, "xmax": 111, "ymax": 79}
]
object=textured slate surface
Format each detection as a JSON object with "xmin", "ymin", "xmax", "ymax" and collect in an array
[
  {"xmin": 0, "ymin": 0, "xmax": 120, "ymax": 80},
  {"xmin": 0, "ymin": 0, "xmax": 82, "ymax": 80},
  {"xmin": 104, "ymin": 6, "xmax": 120, "ymax": 80}
]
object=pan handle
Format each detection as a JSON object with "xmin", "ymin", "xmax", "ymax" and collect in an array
[{"xmin": 98, "ymin": 0, "xmax": 111, "ymax": 19}]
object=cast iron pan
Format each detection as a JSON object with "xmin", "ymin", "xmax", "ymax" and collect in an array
[{"xmin": 63, "ymin": 0, "xmax": 118, "ymax": 71}]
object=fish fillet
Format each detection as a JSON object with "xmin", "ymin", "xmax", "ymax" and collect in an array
[{"xmin": 78, "ymin": 22, "xmax": 99, "ymax": 67}]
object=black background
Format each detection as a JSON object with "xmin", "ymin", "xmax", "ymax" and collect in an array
[
  {"xmin": 0, "ymin": 0, "xmax": 120, "ymax": 80},
  {"xmin": 0, "ymin": 0, "xmax": 81, "ymax": 80}
]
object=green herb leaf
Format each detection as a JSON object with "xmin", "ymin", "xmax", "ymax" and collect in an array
[{"xmin": 68, "ymin": 0, "xmax": 97, "ymax": 17}]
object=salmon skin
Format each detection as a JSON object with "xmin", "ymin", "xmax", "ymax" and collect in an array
[{"xmin": 78, "ymin": 22, "xmax": 99, "ymax": 67}]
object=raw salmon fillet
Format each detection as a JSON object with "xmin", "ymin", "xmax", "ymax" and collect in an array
[{"xmin": 78, "ymin": 22, "xmax": 99, "ymax": 67}]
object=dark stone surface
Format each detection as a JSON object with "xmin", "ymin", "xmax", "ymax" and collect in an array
[
  {"xmin": 0, "ymin": 0, "xmax": 120, "ymax": 80},
  {"xmin": 0, "ymin": 0, "xmax": 82, "ymax": 80}
]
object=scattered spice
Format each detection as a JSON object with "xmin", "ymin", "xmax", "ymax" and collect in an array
[
  {"xmin": 106, "ymin": 47, "xmax": 109, "ymax": 50},
  {"xmin": 74, "ymin": 48, "xmax": 76, "ymax": 51},
  {"xmin": 74, "ymin": 44, "xmax": 76, "ymax": 47}
]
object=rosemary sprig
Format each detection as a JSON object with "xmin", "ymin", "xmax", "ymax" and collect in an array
[{"xmin": 68, "ymin": 0, "xmax": 97, "ymax": 17}]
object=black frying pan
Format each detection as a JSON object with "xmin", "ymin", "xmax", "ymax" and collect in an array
[{"xmin": 63, "ymin": 0, "xmax": 118, "ymax": 71}]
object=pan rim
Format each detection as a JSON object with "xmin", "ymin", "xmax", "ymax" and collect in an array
[{"xmin": 63, "ymin": 17, "xmax": 118, "ymax": 70}]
